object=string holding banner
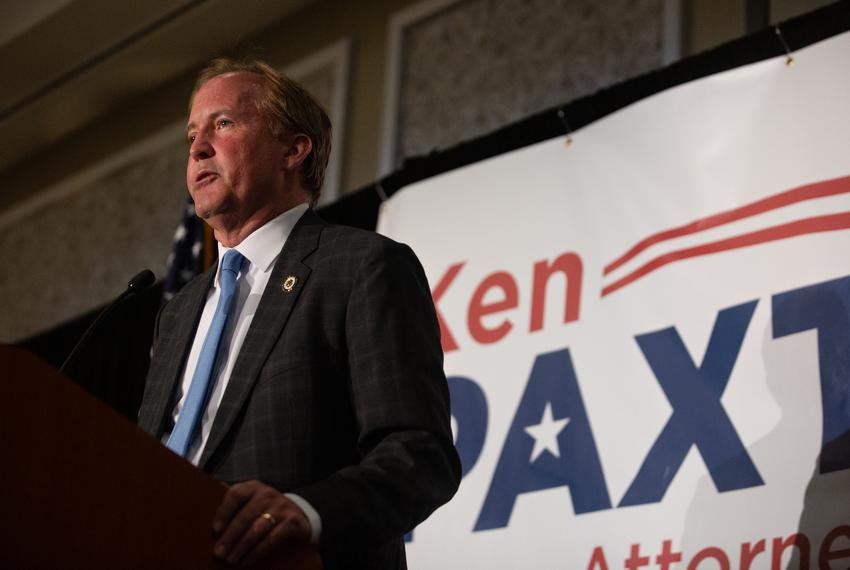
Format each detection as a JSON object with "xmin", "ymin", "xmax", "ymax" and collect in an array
[
  {"xmin": 557, "ymin": 108, "xmax": 574, "ymax": 147},
  {"xmin": 374, "ymin": 180, "xmax": 390, "ymax": 203},
  {"xmin": 775, "ymin": 25, "xmax": 796, "ymax": 67}
]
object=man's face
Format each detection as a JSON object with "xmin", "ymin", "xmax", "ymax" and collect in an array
[{"xmin": 186, "ymin": 72, "xmax": 287, "ymax": 228}]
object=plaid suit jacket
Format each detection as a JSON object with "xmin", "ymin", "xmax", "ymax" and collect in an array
[{"xmin": 138, "ymin": 210, "xmax": 460, "ymax": 569}]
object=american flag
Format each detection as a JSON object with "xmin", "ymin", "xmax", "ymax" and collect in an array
[{"xmin": 163, "ymin": 196, "xmax": 212, "ymax": 301}]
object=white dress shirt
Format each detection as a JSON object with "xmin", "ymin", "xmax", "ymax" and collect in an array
[{"xmin": 166, "ymin": 202, "xmax": 321, "ymax": 541}]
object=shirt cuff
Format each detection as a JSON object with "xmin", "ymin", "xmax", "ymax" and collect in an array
[{"xmin": 284, "ymin": 493, "xmax": 322, "ymax": 545}]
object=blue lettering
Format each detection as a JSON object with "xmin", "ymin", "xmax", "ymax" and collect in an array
[
  {"xmin": 772, "ymin": 275, "xmax": 850, "ymax": 474},
  {"xmin": 619, "ymin": 300, "xmax": 763, "ymax": 507},
  {"xmin": 475, "ymin": 348, "xmax": 611, "ymax": 531}
]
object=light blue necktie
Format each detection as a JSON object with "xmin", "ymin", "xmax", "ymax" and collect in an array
[{"xmin": 166, "ymin": 249, "xmax": 246, "ymax": 457}]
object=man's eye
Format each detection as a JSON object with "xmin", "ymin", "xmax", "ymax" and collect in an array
[
  {"xmin": 216, "ymin": 119, "xmax": 233, "ymax": 129},
  {"xmin": 187, "ymin": 134, "xmax": 196, "ymax": 145}
]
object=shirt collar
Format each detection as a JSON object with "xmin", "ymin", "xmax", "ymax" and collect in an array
[{"xmin": 214, "ymin": 202, "xmax": 309, "ymax": 287}]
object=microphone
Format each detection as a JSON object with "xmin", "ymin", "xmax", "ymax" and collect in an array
[
  {"xmin": 126, "ymin": 269, "xmax": 156, "ymax": 295},
  {"xmin": 59, "ymin": 269, "xmax": 156, "ymax": 375}
]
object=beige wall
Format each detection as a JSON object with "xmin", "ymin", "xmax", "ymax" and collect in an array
[
  {"xmin": 771, "ymin": 0, "xmax": 834, "ymax": 22},
  {"xmin": 2, "ymin": 0, "xmax": 425, "ymax": 216},
  {"xmin": 685, "ymin": 0, "xmax": 834, "ymax": 54},
  {"xmin": 687, "ymin": 0, "xmax": 747, "ymax": 54}
]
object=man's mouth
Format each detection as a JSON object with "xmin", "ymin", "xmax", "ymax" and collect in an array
[{"xmin": 196, "ymin": 170, "xmax": 218, "ymax": 184}]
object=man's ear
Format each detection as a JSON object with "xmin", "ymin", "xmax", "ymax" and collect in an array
[{"xmin": 282, "ymin": 134, "xmax": 313, "ymax": 172}]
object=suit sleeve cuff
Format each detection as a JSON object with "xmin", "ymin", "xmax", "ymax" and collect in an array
[{"xmin": 284, "ymin": 493, "xmax": 322, "ymax": 544}]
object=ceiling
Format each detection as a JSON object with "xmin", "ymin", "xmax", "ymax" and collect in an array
[{"xmin": 0, "ymin": 0, "xmax": 316, "ymax": 177}]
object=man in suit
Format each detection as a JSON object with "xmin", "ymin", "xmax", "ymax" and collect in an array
[{"xmin": 137, "ymin": 58, "xmax": 460, "ymax": 568}]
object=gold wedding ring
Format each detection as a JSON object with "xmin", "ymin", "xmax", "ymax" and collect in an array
[{"xmin": 260, "ymin": 512, "xmax": 277, "ymax": 528}]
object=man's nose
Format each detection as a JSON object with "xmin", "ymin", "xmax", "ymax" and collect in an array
[{"xmin": 189, "ymin": 135, "xmax": 214, "ymax": 161}]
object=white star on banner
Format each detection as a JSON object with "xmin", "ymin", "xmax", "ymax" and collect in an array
[{"xmin": 524, "ymin": 403, "xmax": 570, "ymax": 462}]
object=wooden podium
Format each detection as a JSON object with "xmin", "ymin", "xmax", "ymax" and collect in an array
[{"xmin": 0, "ymin": 345, "xmax": 321, "ymax": 569}]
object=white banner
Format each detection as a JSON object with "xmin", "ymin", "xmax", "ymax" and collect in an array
[{"xmin": 378, "ymin": 30, "xmax": 850, "ymax": 570}]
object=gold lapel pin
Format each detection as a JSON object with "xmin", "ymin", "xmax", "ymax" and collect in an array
[{"xmin": 282, "ymin": 275, "xmax": 298, "ymax": 292}]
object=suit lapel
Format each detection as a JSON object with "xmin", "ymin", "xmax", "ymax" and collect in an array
[
  {"xmin": 140, "ymin": 269, "xmax": 214, "ymax": 437},
  {"xmin": 199, "ymin": 211, "xmax": 324, "ymax": 469}
]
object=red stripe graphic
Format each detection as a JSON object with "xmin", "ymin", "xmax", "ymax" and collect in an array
[
  {"xmin": 601, "ymin": 212, "xmax": 850, "ymax": 298},
  {"xmin": 604, "ymin": 175, "xmax": 850, "ymax": 276}
]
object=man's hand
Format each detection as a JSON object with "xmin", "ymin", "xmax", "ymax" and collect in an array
[{"xmin": 212, "ymin": 480, "xmax": 311, "ymax": 566}]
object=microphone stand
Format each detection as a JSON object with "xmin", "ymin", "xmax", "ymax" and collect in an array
[{"xmin": 59, "ymin": 269, "xmax": 156, "ymax": 375}]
